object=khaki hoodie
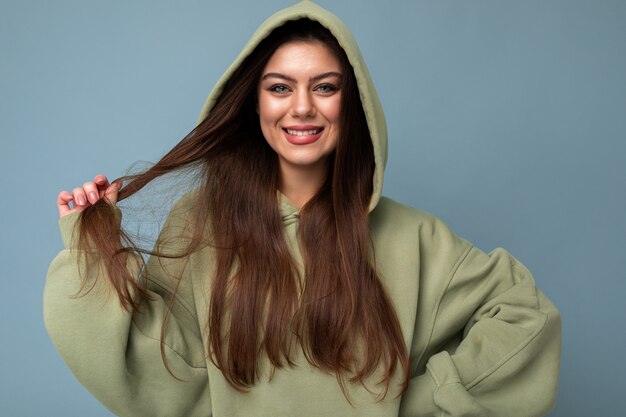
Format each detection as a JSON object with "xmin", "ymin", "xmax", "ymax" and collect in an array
[{"xmin": 44, "ymin": 1, "xmax": 561, "ymax": 416}]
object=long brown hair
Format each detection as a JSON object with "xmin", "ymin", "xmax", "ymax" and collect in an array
[{"xmin": 75, "ymin": 18, "xmax": 409, "ymax": 403}]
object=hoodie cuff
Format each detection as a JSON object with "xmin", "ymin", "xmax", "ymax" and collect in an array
[
  {"xmin": 400, "ymin": 352, "xmax": 465, "ymax": 416},
  {"xmin": 426, "ymin": 350, "xmax": 461, "ymax": 387},
  {"xmin": 425, "ymin": 351, "xmax": 494, "ymax": 416},
  {"xmin": 59, "ymin": 206, "xmax": 122, "ymax": 249}
]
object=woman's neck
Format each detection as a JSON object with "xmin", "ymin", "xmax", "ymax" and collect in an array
[{"xmin": 278, "ymin": 160, "xmax": 328, "ymax": 209}]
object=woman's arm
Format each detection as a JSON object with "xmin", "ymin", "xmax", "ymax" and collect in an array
[
  {"xmin": 400, "ymin": 244, "xmax": 561, "ymax": 417},
  {"xmin": 44, "ymin": 197, "xmax": 212, "ymax": 417}
]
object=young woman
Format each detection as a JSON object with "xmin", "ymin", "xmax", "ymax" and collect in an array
[{"xmin": 45, "ymin": 1, "xmax": 561, "ymax": 416}]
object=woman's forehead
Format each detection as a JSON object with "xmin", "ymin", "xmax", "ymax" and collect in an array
[{"xmin": 262, "ymin": 40, "xmax": 342, "ymax": 77}]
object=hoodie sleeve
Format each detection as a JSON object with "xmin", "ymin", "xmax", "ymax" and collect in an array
[
  {"xmin": 400, "ymin": 244, "xmax": 561, "ymax": 417},
  {"xmin": 43, "ymin": 200, "xmax": 212, "ymax": 417}
]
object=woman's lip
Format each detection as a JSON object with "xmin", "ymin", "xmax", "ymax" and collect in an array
[
  {"xmin": 282, "ymin": 127, "xmax": 324, "ymax": 145},
  {"xmin": 283, "ymin": 125, "xmax": 324, "ymax": 130}
]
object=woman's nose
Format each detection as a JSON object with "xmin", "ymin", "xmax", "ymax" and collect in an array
[{"xmin": 291, "ymin": 90, "xmax": 316, "ymax": 118}]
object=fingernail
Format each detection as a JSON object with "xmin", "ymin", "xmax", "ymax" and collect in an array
[
  {"xmin": 89, "ymin": 192, "xmax": 98, "ymax": 203},
  {"xmin": 76, "ymin": 195, "xmax": 86, "ymax": 206}
]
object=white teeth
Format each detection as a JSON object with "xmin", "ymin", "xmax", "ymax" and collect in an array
[{"xmin": 286, "ymin": 128, "xmax": 321, "ymax": 136}]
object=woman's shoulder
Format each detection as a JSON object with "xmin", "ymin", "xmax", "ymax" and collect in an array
[
  {"xmin": 372, "ymin": 195, "xmax": 436, "ymax": 220},
  {"xmin": 370, "ymin": 195, "xmax": 472, "ymax": 256},
  {"xmin": 371, "ymin": 196, "xmax": 460, "ymax": 234}
]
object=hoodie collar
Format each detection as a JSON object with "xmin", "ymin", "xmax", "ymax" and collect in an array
[{"xmin": 278, "ymin": 192, "xmax": 300, "ymax": 225}]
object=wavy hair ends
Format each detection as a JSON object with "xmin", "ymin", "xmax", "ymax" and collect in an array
[{"xmin": 72, "ymin": 18, "xmax": 409, "ymax": 404}]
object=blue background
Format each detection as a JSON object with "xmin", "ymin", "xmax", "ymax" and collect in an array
[{"xmin": 2, "ymin": 0, "xmax": 624, "ymax": 415}]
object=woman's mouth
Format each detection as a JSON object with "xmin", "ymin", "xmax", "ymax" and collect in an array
[
  {"xmin": 285, "ymin": 128, "xmax": 322, "ymax": 136},
  {"xmin": 282, "ymin": 127, "xmax": 324, "ymax": 145}
]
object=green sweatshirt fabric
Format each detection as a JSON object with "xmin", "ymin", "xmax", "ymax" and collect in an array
[{"xmin": 44, "ymin": 1, "xmax": 561, "ymax": 416}]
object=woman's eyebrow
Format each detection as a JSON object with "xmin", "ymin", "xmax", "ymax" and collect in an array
[
  {"xmin": 261, "ymin": 71, "xmax": 342, "ymax": 83},
  {"xmin": 311, "ymin": 71, "xmax": 342, "ymax": 82}
]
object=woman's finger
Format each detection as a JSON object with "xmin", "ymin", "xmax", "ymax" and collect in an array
[
  {"xmin": 83, "ymin": 181, "xmax": 100, "ymax": 205},
  {"xmin": 94, "ymin": 174, "xmax": 108, "ymax": 185},
  {"xmin": 94, "ymin": 174, "xmax": 110, "ymax": 198},
  {"xmin": 72, "ymin": 187, "xmax": 90, "ymax": 209},
  {"xmin": 95, "ymin": 175, "xmax": 109, "ymax": 198},
  {"xmin": 57, "ymin": 190, "xmax": 75, "ymax": 218},
  {"xmin": 104, "ymin": 180, "xmax": 122, "ymax": 205}
]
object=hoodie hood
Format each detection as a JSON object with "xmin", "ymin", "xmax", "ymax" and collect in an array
[{"xmin": 197, "ymin": 0, "xmax": 387, "ymax": 212}]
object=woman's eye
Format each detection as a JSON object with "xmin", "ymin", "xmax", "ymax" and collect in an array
[
  {"xmin": 316, "ymin": 84, "xmax": 338, "ymax": 93},
  {"xmin": 269, "ymin": 85, "xmax": 290, "ymax": 93}
]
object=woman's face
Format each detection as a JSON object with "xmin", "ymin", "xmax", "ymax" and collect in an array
[{"xmin": 257, "ymin": 40, "xmax": 342, "ymax": 174}]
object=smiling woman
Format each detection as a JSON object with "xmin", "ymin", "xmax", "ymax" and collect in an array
[
  {"xmin": 258, "ymin": 39, "xmax": 343, "ymax": 207},
  {"xmin": 44, "ymin": 1, "xmax": 561, "ymax": 417}
]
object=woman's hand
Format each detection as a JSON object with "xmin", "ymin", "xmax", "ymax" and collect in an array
[{"xmin": 57, "ymin": 174, "xmax": 122, "ymax": 219}]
